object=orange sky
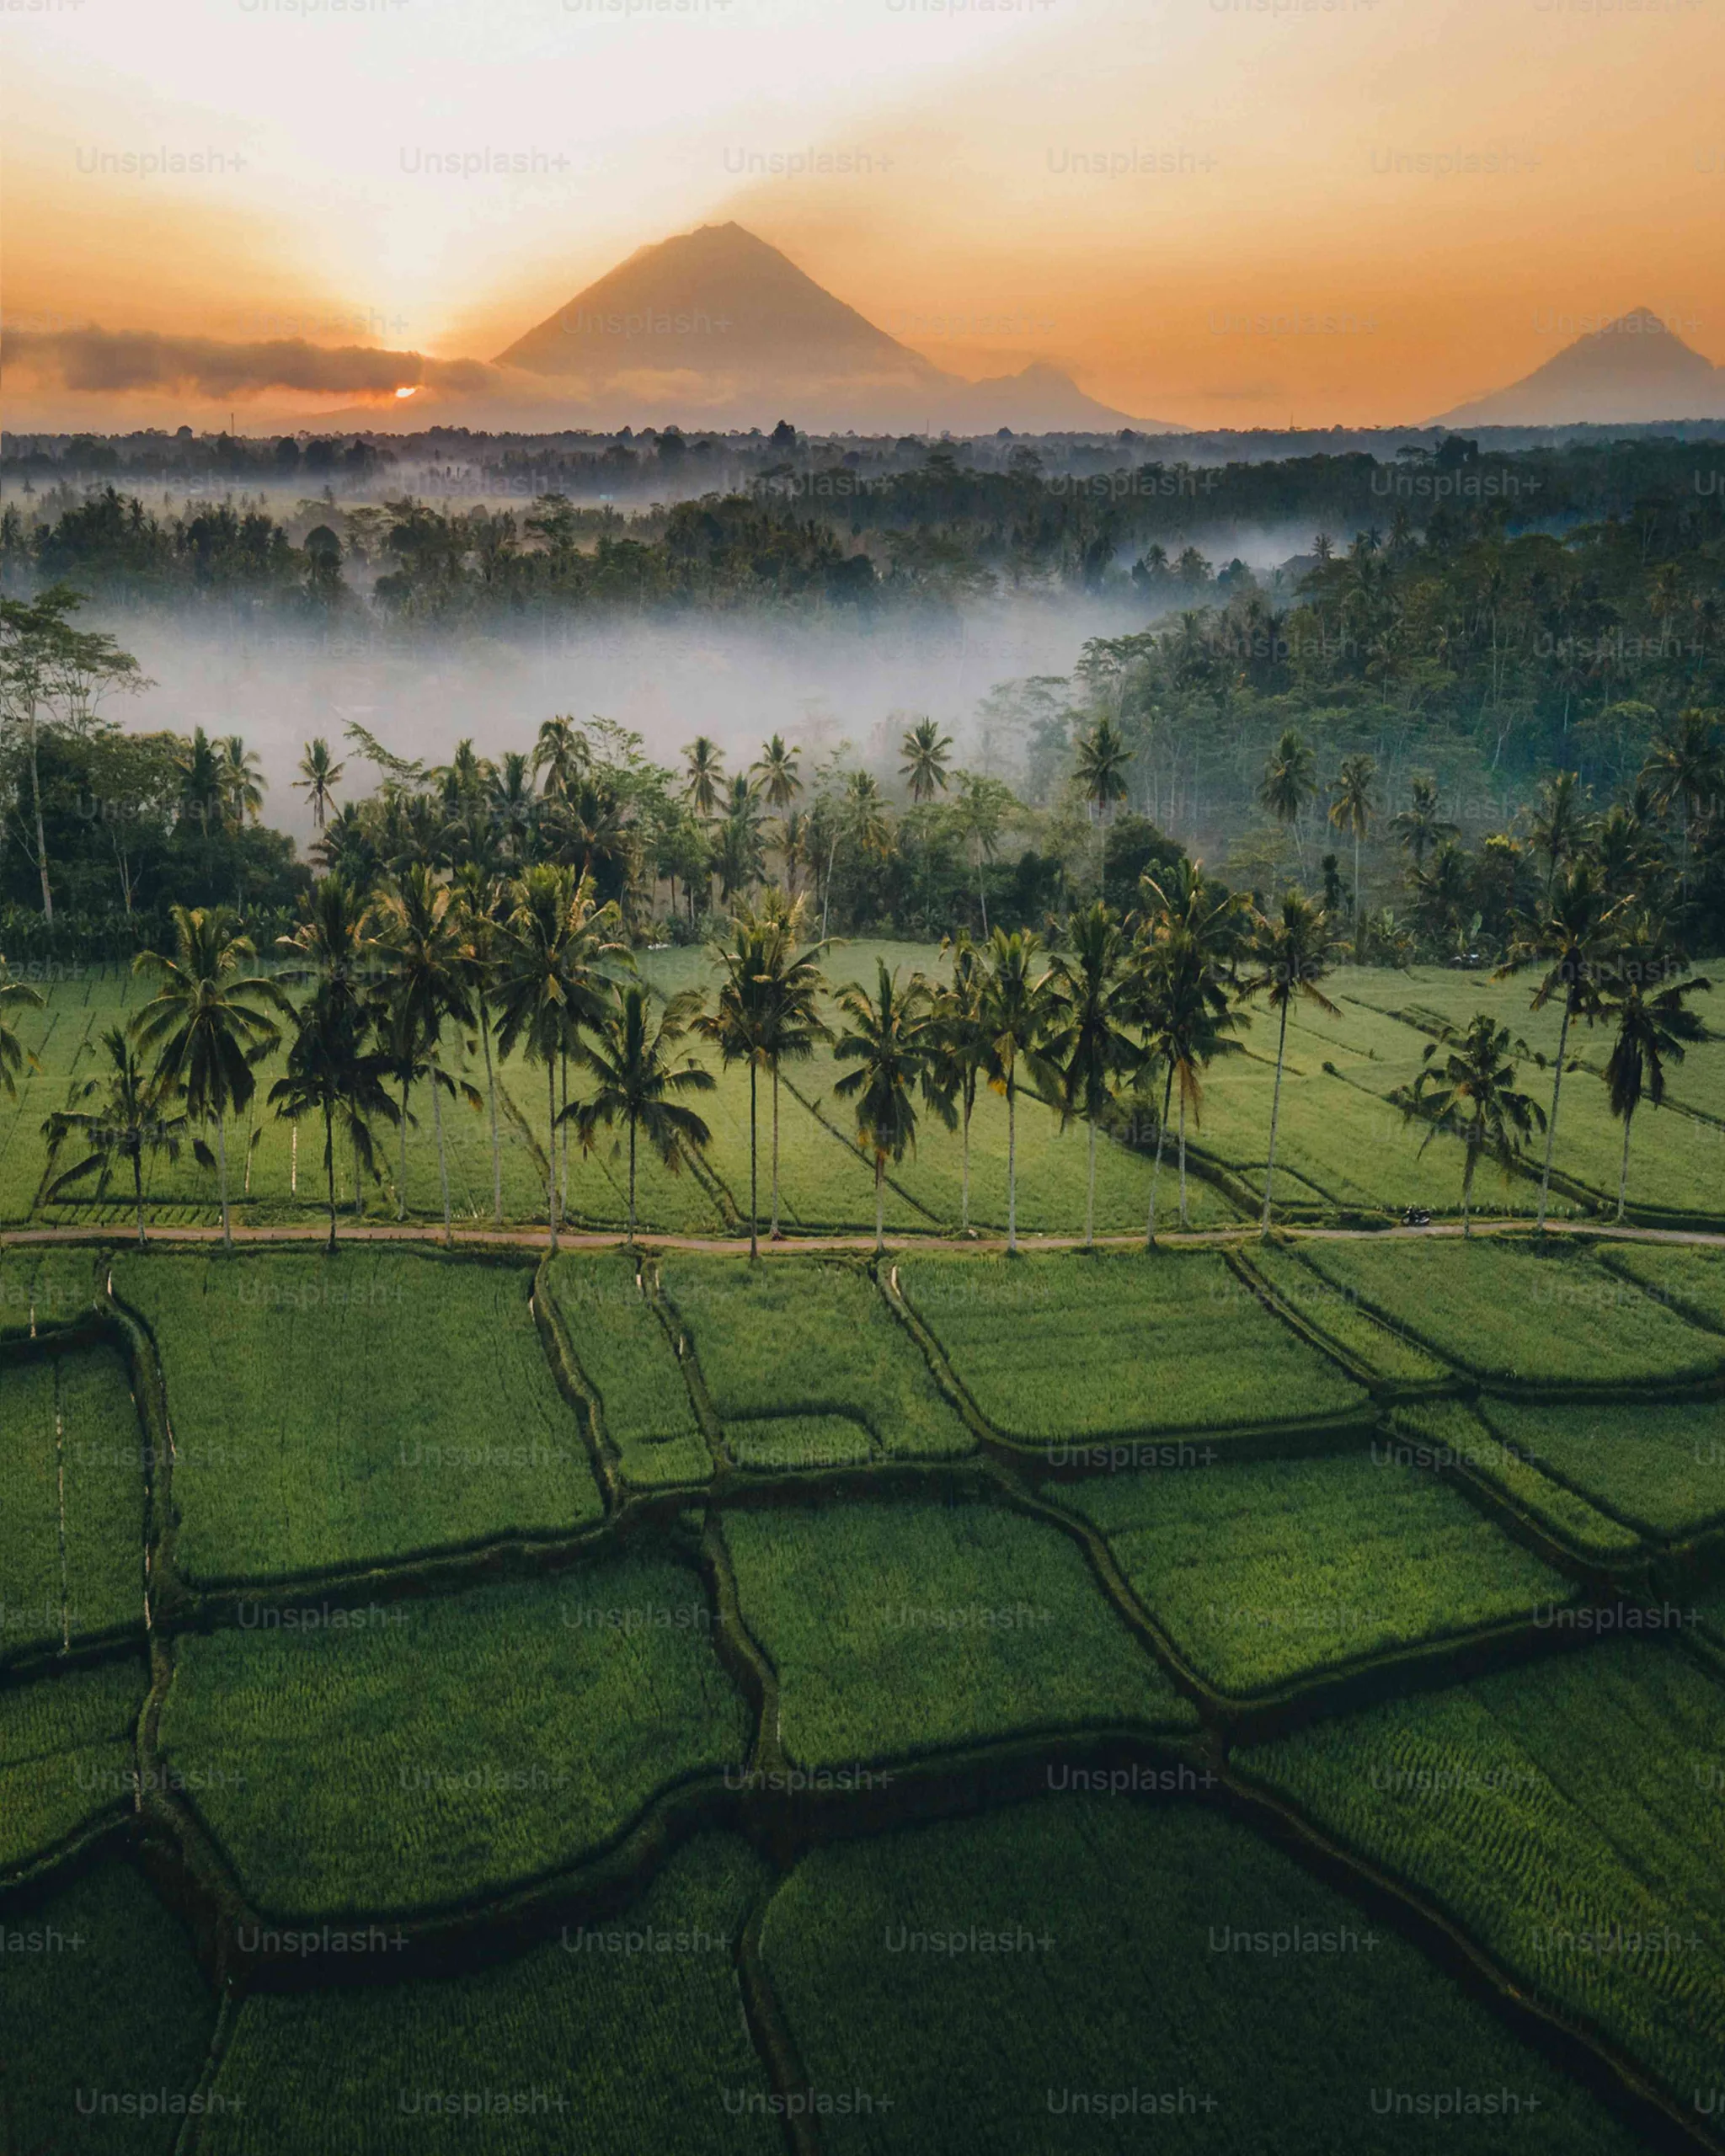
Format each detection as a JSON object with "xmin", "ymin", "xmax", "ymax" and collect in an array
[{"xmin": 4, "ymin": 0, "xmax": 1722, "ymax": 430}]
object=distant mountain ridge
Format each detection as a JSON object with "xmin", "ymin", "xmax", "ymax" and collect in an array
[{"xmin": 1434, "ymin": 307, "xmax": 1725, "ymax": 425}]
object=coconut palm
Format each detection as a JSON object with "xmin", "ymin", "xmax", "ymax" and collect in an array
[
  {"xmin": 833, "ymin": 963, "xmax": 945, "ymax": 1254},
  {"xmin": 1046, "ymin": 901, "xmax": 1135, "ymax": 1246},
  {"xmin": 175, "ymin": 727, "xmax": 227, "ymax": 835},
  {"xmin": 1498, "ymin": 858, "xmax": 1621, "ymax": 1232},
  {"xmin": 697, "ymin": 911, "xmax": 777, "ymax": 1260},
  {"xmin": 1641, "ymin": 707, "xmax": 1722, "ymax": 896},
  {"xmin": 714, "ymin": 776, "xmax": 766, "ymax": 902},
  {"xmin": 749, "ymin": 891, "xmax": 831, "ymax": 1239},
  {"xmin": 1389, "ymin": 776, "xmax": 1458, "ymax": 871},
  {"xmin": 39, "ymin": 1026, "xmax": 190, "ymax": 1247},
  {"xmin": 931, "ymin": 931, "xmax": 989, "ymax": 1233},
  {"xmin": 1528, "ymin": 770, "xmax": 1592, "ymax": 889},
  {"xmin": 275, "ymin": 873, "xmax": 383, "ymax": 1214},
  {"xmin": 1596, "ymin": 922, "xmax": 1712, "ymax": 1222},
  {"xmin": 375, "ymin": 864, "xmax": 474, "ymax": 1245},
  {"xmin": 977, "ymin": 927, "xmax": 1062, "ymax": 1253},
  {"xmin": 750, "ymin": 734, "xmax": 802, "ymax": 814},
  {"xmin": 295, "ymin": 737, "xmax": 345, "ymax": 830},
  {"xmin": 533, "ymin": 715, "xmax": 588, "ymax": 802},
  {"xmin": 452, "ymin": 863, "xmax": 508, "ymax": 1225},
  {"xmin": 492, "ymin": 865, "xmax": 627, "ymax": 1252},
  {"xmin": 564, "ymin": 985, "xmax": 715, "ymax": 1247},
  {"xmin": 1327, "ymin": 752, "xmax": 1376, "ymax": 951},
  {"xmin": 1258, "ymin": 728, "xmax": 1316, "ymax": 868},
  {"xmin": 1132, "ymin": 867, "xmax": 1246, "ymax": 1241},
  {"xmin": 219, "ymin": 735, "xmax": 266, "ymax": 829},
  {"xmin": 269, "ymin": 990, "xmax": 397, "ymax": 1253},
  {"xmin": 1075, "ymin": 718, "xmax": 1131, "ymax": 825},
  {"xmin": 132, "ymin": 906, "xmax": 284, "ymax": 1247},
  {"xmin": 1238, "ymin": 892, "xmax": 1338, "ymax": 1236},
  {"xmin": 1393, "ymin": 1013, "xmax": 1546, "ymax": 1235},
  {"xmin": 899, "ymin": 718, "xmax": 953, "ymax": 805},
  {"xmin": 683, "ymin": 735, "xmax": 726, "ymax": 819},
  {"xmin": 953, "ymin": 771, "xmax": 1013, "ymax": 937},
  {"xmin": 0, "ymin": 961, "xmax": 44, "ymax": 1099}
]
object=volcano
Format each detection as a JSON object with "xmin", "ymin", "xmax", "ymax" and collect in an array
[{"xmin": 1434, "ymin": 307, "xmax": 1725, "ymax": 426}]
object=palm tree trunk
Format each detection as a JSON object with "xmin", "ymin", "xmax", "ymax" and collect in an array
[
  {"xmin": 1084, "ymin": 1117, "xmax": 1097, "ymax": 1248},
  {"xmin": 559, "ymin": 1050, "xmax": 569, "ymax": 1215},
  {"xmin": 133, "ymin": 1151, "xmax": 146, "ymax": 1250},
  {"xmin": 1353, "ymin": 828, "xmax": 1362, "ymax": 954},
  {"xmin": 216, "ymin": 1111, "xmax": 231, "ymax": 1248},
  {"xmin": 291, "ymin": 1118, "xmax": 297, "ymax": 1196},
  {"xmin": 1146, "ymin": 1067, "xmax": 1172, "ymax": 1248},
  {"xmin": 1462, "ymin": 1139, "xmax": 1477, "ymax": 1238},
  {"xmin": 1260, "ymin": 997, "xmax": 1291, "ymax": 1237},
  {"xmin": 1006, "ymin": 1072, "xmax": 1017, "ymax": 1254},
  {"xmin": 29, "ymin": 708, "xmax": 53, "ymax": 925},
  {"xmin": 770, "ymin": 1064, "xmax": 781, "ymax": 1238},
  {"xmin": 874, "ymin": 1155, "xmax": 884, "ymax": 1255},
  {"xmin": 976, "ymin": 850, "xmax": 989, "ymax": 937},
  {"xmin": 547, "ymin": 1059, "xmax": 559, "ymax": 1252},
  {"xmin": 1536, "ymin": 998, "xmax": 1572, "ymax": 1233},
  {"xmin": 323, "ymin": 1102, "xmax": 337, "ymax": 1251},
  {"xmin": 960, "ymin": 1086, "xmax": 972, "ymax": 1233},
  {"xmin": 398, "ymin": 1076, "xmax": 411, "ymax": 1221},
  {"xmin": 432, "ymin": 1075, "xmax": 451, "ymax": 1248},
  {"xmin": 479, "ymin": 998, "xmax": 502, "ymax": 1226},
  {"xmin": 1178, "ymin": 1089, "xmax": 1188, "ymax": 1229},
  {"xmin": 628, "ymin": 1115, "xmax": 638, "ymax": 1251},
  {"xmin": 1616, "ymin": 1105, "xmax": 1633, "ymax": 1225},
  {"xmin": 748, "ymin": 1063, "xmax": 759, "ymax": 1261}
]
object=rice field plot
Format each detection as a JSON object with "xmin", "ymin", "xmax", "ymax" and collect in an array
[
  {"xmin": 155, "ymin": 1561, "xmax": 749, "ymax": 1917},
  {"xmin": 759, "ymin": 1797, "xmax": 1645, "ymax": 2156},
  {"xmin": 0, "ymin": 1346, "xmax": 147, "ymax": 1663},
  {"xmin": 1475, "ymin": 1396, "xmax": 1725, "ymax": 1542},
  {"xmin": 544, "ymin": 1253, "xmax": 712, "ymax": 1488},
  {"xmin": 1299, "ymin": 1237, "xmax": 1723, "ymax": 1386},
  {"xmin": 1242, "ymin": 1639, "xmax": 1725, "ymax": 2105},
  {"xmin": 113, "ymin": 1250, "xmax": 603, "ymax": 1586},
  {"xmin": 0, "ymin": 1857, "xmax": 216, "ymax": 2156},
  {"xmin": 1601, "ymin": 1241, "xmax": 1725, "ymax": 1333},
  {"xmin": 0, "ymin": 1243, "xmax": 101, "ymax": 1340},
  {"xmin": 1, "ymin": 1657, "xmax": 146, "ymax": 1876},
  {"xmin": 900, "ymin": 1250, "xmax": 1367, "ymax": 1449},
  {"xmin": 1244, "ymin": 1245, "xmax": 1452, "ymax": 1385},
  {"xmin": 1061, "ymin": 1450, "xmax": 1572, "ymax": 1696},
  {"xmin": 660, "ymin": 1254, "xmax": 972, "ymax": 1462},
  {"xmin": 1386, "ymin": 1401, "xmax": 1645, "ymax": 1563},
  {"xmin": 195, "ymin": 1835, "xmax": 782, "ymax": 2156},
  {"xmin": 719, "ymin": 1499, "xmax": 1196, "ymax": 1767}
]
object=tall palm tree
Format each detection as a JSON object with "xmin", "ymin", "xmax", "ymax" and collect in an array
[
  {"xmin": 1641, "ymin": 708, "xmax": 1722, "ymax": 897},
  {"xmin": 1498, "ymin": 858, "xmax": 1621, "ymax": 1233},
  {"xmin": 953, "ymin": 771, "xmax": 1012, "ymax": 937},
  {"xmin": 175, "ymin": 727, "xmax": 227, "ymax": 835},
  {"xmin": 1528, "ymin": 770, "xmax": 1591, "ymax": 890},
  {"xmin": 275, "ymin": 873, "xmax": 382, "ymax": 1215},
  {"xmin": 376, "ymin": 864, "xmax": 473, "ymax": 1245},
  {"xmin": 833, "ymin": 963, "xmax": 944, "ymax": 1254},
  {"xmin": 533, "ymin": 715, "xmax": 588, "ymax": 803},
  {"xmin": 714, "ymin": 776, "xmax": 766, "ymax": 903},
  {"xmin": 132, "ymin": 906, "xmax": 284, "ymax": 1248},
  {"xmin": 219, "ymin": 735, "xmax": 266, "ymax": 829},
  {"xmin": 750, "ymin": 734, "xmax": 802, "ymax": 815},
  {"xmin": 1327, "ymin": 752, "xmax": 1376, "ymax": 952},
  {"xmin": 899, "ymin": 718, "xmax": 953, "ymax": 804},
  {"xmin": 1596, "ymin": 922, "xmax": 1712, "ymax": 1222},
  {"xmin": 932, "ymin": 931, "xmax": 988, "ymax": 1233},
  {"xmin": 0, "ymin": 961, "xmax": 44, "ymax": 1099},
  {"xmin": 452, "ymin": 862, "xmax": 507, "ymax": 1225},
  {"xmin": 564, "ymin": 984, "xmax": 715, "ymax": 1247},
  {"xmin": 488, "ymin": 751, "xmax": 539, "ymax": 867},
  {"xmin": 977, "ymin": 927, "xmax": 1061, "ymax": 1253},
  {"xmin": 1389, "ymin": 776, "xmax": 1458, "ymax": 871},
  {"xmin": 269, "ymin": 990, "xmax": 397, "ymax": 1253},
  {"xmin": 1392, "ymin": 1014, "xmax": 1546, "ymax": 1235},
  {"xmin": 697, "ymin": 910, "xmax": 776, "ymax": 1260},
  {"xmin": 683, "ymin": 735, "xmax": 726, "ymax": 819},
  {"xmin": 1075, "ymin": 718, "xmax": 1131, "ymax": 825},
  {"xmin": 1047, "ymin": 901, "xmax": 1135, "ymax": 1246},
  {"xmin": 493, "ymin": 865, "xmax": 627, "ymax": 1252},
  {"xmin": 1259, "ymin": 728, "xmax": 1316, "ymax": 871},
  {"xmin": 295, "ymin": 737, "xmax": 345, "ymax": 831},
  {"xmin": 748, "ymin": 891, "xmax": 830, "ymax": 1240},
  {"xmin": 1238, "ymin": 892, "xmax": 1338, "ymax": 1236},
  {"xmin": 39, "ymin": 1026, "xmax": 190, "ymax": 1247}
]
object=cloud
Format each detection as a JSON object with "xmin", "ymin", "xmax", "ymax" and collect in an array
[{"xmin": 0, "ymin": 324, "xmax": 495, "ymax": 399}]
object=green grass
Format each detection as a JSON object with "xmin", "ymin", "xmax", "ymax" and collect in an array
[
  {"xmin": 1242, "ymin": 1640, "xmax": 1725, "ymax": 2105},
  {"xmin": 1299, "ymin": 1237, "xmax": 1722, "ymax": 1385},
  {"xmin": 1386, "ymin": 1401, "xmax": 1645, "ymax": 1560},
  {"xmin": 1, "ymin": 1657, "xmax": 146, "ymax": 1876},
  {"xmin": 1601, "ymin": 1241, "xmax": 1725, "ymax": 1331},
  {"xmin": 115, "ymin": 1251, "xmax": 603, "ymax": 1585},
  {"xmin": 155, "ymin": 1561, "xmax": 749, "ymax": 1916},
  {"xmin": 1061, "ymin": 1450, "xmax": 1572, "ymax": 1695},
  {"xmin": 0, "ymin": 1858, "xmax": 216, "ymax": 2154},
  {"xmin": 197, "ymin": 1835, "xmax": 781, "ymax": 2156},
  {"xmin": 760, "ymin": 1797, "xmax": 1646, "ymax": 2155},
  {"xmin": 1475, "ymin": 1396, "xmax": 1725, "ymax": 1540},
  {"xmin": 725, "ymin": 1415, "xmax": 874, "ymax": 1470},
  {"xmin": 1245, "ymin": 1244, "xmax": 1452, "ymax": 1384},
  {"xmin": 720, "ymin": 1498, "xmax": 1196, "ymax": 1765},
  {"xmin": 544, "ymin": 1253, "xmax": 711, "ymax": 1488},
  {"xmin": 0, "ymin": 1243, "xmax": 102, "ymax": 1337},
  {"xmin": 900, "ymin": 1251, "xmax": 1367, "ymax": 1447},
  {"xmin": 660, "ymin": 1255, "xmax": 973, "ymax": 1462}
]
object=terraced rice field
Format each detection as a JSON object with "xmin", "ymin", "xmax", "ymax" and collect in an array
[
  {"xmin": 1243, "ymin": 1244, "xmax": 1452, "ymax": 1385},
  {"xmin": 115, "ymin": 1250, "xmax": 604, "ymax": 1584},
  {"xmin": 543, "ymin": 1252, "xmax": 712, "ymax": 1488},
  {"xmin": 0, "ymin": 1657, "xmax": 146, "ymax": 1876},
  {"xmin": 1475, "ymin": 1396, "xmax": 1725, "ymax": 1540},
  {"xmin": 721, "ymin": 1499, "xmax": 1197, "ymax": 1764},
  {"xmin": 1386, "ymin": 1400, "xmax": 1647, "ymax": 1561},
  {"xmin": 154, "ymin": 1562, "xmax": 749, "ymax": 1915},
  {"xmin": 1242, "ymin": 1640, "xmax": 1725, "ymax": 2104},
  {"xmin": 900, "ymin": 1250, "xmax": 1368, "ymax": 1446},
  {"xmin": 1061, "ymin": 1449, "xmax": 1572, "ymax": 1694},
  {"xmin": 1601, "ymin": 1241, "xmax": 1725, "ymax": 1332}
]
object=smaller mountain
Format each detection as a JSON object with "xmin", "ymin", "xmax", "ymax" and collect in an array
[{"xmin": 1435, "ymin": 308, "xmax": 1725, "ymax": 426}]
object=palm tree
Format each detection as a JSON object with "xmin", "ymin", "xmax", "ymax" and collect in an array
[
  {"xmin": 683, "ymin": 735, "xmax": 726, "ymax": 819},
  {"xmin": 833, "ymin": 963, "xmax": 943, "ymax": 1254},
  {"xmin": 1389, "ymin": 776, "xmax": 1459, "ymax": 871},
  {"xmin": 269, "ymin": 990, "xmax": 397, "ymax": 1253},
  {"xmin": 219, "ymin": 735, "xmax": 265, "ymax": 829},
  {"xmin": 1498, "ymin": 858, "xmax": 1621, "ymax": 1233},
  {"xmin": 1392, "ymin": 1013, "xmax": 1546, "ymax": 1235},
  {"xmin": 1596, "ymin": 922, "xmax": 1712, "ymax": 1222},
  {"xmin": 977, "ymin": 927, "xmax": 1061, "ymax": 1253},
  {"xmin": 275, "ymin": 873, "xmax": 382, "ymax": 1215},
  {"xmin": 899, "ymin": 718, "xmax": 953, "ymax": 804},
  {"xmin": 1133, "ymin": 867, "xmax": 1246, "ymax": 1241},
  {"xmin": 697, "ymin": 911, "xmax": 776, "ymax": 1260},
  {"xmin": 488, "ymin": 751, "xmax": 539, "ymax": 867},
  {"xmin": 175, "ymin": 727, "xmax": 227, "ymax": 835},
  {"xmin": 376, "ymin": 864, "xmax": 473, "ymax": 1245},
  {"xmin": 932, "ymin": 931, "xmax": 988, "ymax": 1233},
  {"xmin": 1047, "ymin": 901, "xmax": 1135, "ymax": 1246},
  {"xmin": 295, "ymin": 737, "xmax": 345, "ymax": 831},
  {"xmin": 1259, "ymin": 728, "xmax": 1317, "ymax": 870},
  {"xmin": 1641, "ymin": 708, "xmax": 1722, "ymax": 897},
  {"xmin": 1529, "ymin": 770, "xmax": 1591, "ymax": 890},
  {"xmin": 564, "ymin": 985, "xmax": 715, "ymax": 1247},
  {"xmin": 452, "ymin": 863, "xmax": 507, "ymax": 1225},
  {"xmin": 750, "ymin": 734, "xmax": 802, "ymax": 814},
  {"xmin": 533, "ymin": 715, "xmax": 588, "ymax": 802},
  {"xmin": 1238, "ymin": 892, "xmax": 1338, "ymax": 1236},
  {"xmin": 953, "ymin": 771, "xmax": 1013, "ymax": 937},
  {"xmin": 493, "ymin": 865, "xmax": 627, "ymax": 1252},
  {"xmin": 1327, "ymin": 753, "xmax": 1376, "ymax": 952},
  {"xmin": 1075, "ymin": 718, "xmax": 1131, "ymax": 825},
  {"xmin": 0, "ymin": 961, "xmax": 44, "ymax": 1099},
  {"xmin": 748, "ymin": 892, "xmax": 830, "ymax": 1239},
  {"xmin": 714, "ymin": 776, "xmax": 766, "ymax": 903},
  {"xmin": 132, "ymin": 906, "xmax": 284, "ymax": 1248},
  {"xmin": 39, "ymin": 1027, "xmax": 190, "ymax": 1247}
]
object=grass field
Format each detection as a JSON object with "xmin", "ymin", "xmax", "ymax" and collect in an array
[
  {"xmin": 155, "ymin": 1561, "xmax": 749, "ymax": 1915},
  {"xmin": 1298, "ymin": 1237, "xmax": 1723, "ymax": 1385},
  {"xmin": 0, "ymin": 1857, "xmax": 216, "ymax": 2155},
  {"xmin": 0, "ymin": 1657, "xmax": 145, "ymax": 1876},
  {"xmin": 0, "ymin": 1243, "xmax": 102, "ymax": 1337},
  {"xmin": 543, "ymin": 1252, "xmax": 712, "ymax": 1488},
  {"xmin": 1243, "ymin": 1244, "xmax": 1453, "ymax": 1385},
  {"xmin": 759, "ymin": 1796, "xmax": 1647, "ymax": 2155},
  {"xmin": 900, "ymin": 1250, "xmax": 1367, "ymax": 1445},
  {"xmin": 1061, "ymin": 1449, "xmax": 1572, "ymax": 1694},
  {"xmin": 115, "ymin": 1250, "xmax": 603, "ymax": 1584},
  {"xmin": 195, "ymin": 1835, "xmax": 781, "ymax": 2156},
  {"xmin": 1600, "ymin": 1241, "xmax": 1725, "ymax": 1332},
  {"xmin": 1386, "ymin": 1401, "xmax": 1648, "ymax": 1561},
  {"xmin": 660, "ymin": 1253, "xmax": 973, "ymax": 1461},
  {"xmin": 720, "ymin": 1498, "xmax": 1197, "ymax": 1764},
  {"xmin": 1475, "ymin": 1396, "xmax": 1725, "ymax": 1540},
  {"xmin": 1242, "ymin": 1639, "xmax": 1725, "ymax": 2104}
]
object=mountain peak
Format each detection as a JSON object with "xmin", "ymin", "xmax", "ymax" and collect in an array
[{"xmin": 1435, "ymin": 306, "xmax": 1723, "ymax": 425}]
